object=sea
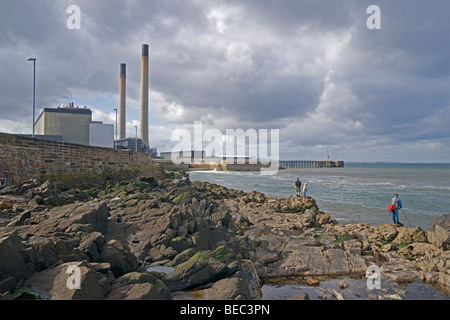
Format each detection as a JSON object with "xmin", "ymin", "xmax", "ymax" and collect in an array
[{"xmin": 189, "ymin": 163, "xmax": 450, "ymax": 231}]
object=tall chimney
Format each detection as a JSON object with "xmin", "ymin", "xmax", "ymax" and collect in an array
[
  {"xmin": 140, "ymin": 44, "xmax": 149, "ymax": 146},
  {"xmin": 119, "ymin": 63, "xmax": 126, "ymax": 140}
]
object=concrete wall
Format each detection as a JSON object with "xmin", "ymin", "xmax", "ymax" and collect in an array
[
  {"xmin": 0, "ymin": 132, "xmax": 156, "ymax": 186},
  {"xmin": 90, "ymin": 122, "xmax": 114, "ymax": 148}
]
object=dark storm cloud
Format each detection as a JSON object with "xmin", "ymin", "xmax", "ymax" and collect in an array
[{"xmin": 0, "ymin": 0, "xmax": 448, "ymax": 161}]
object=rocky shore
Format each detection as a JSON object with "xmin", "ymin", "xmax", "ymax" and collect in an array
[{"xmin": 0, "ymin": 172, "xmax": 448, "ymax": 300}]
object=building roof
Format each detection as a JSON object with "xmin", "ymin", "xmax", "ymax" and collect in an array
[
  {"xmin": 41, "ymin": 107, "xmax": 92, "ymax": 115},
  {"xmin": 35, "ymin": 106, "xmax": 92, "ymax": 124}
]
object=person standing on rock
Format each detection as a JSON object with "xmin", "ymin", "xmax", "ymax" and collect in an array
[
  {"xmin": 390, "ymin": 193, "xmax": 403, "ymax": 225},
  {"xmin": 302, "ymin": 183, "xmax": 308, "ymax": 200},
  {"xmin": 295, "ymin": 178, "xmax": 302, "ymax": 197}
]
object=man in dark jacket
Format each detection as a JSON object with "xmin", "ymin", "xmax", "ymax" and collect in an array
[{"xmin": 295, "ymin": 178, "xmax": 302, "ymax": 198}]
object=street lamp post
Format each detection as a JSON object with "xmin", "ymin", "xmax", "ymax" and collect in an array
[
  {"xmin": 27, "ymin": 57, "xmax": 36, "ymax": 137},
  {"xmin": 113, "ymin": 108, "xmax": 118, "ymax": 149},
  {"xmin": 134, "ymin": 125, "xmax": 138, "ymax": 152}
]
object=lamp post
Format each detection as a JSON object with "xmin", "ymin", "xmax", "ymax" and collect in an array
[
  {"xmin": 134, "ymin": 125, "xmax": 138, "ymax": 152},
  {"xmin": 27, "ymin": 57, "xmax": 36, "ymax": 137},
  {"xmin": 113, "ymin": 108, "xmax": 118, "ymax": 149}
]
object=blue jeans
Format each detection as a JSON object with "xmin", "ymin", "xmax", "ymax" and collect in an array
[{"xmin": 391, "ymin": 210, "xmax": 400, "ymax": 224}]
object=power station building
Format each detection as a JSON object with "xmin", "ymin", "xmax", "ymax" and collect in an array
[
  {"xmin": 35, "ymin": 104, "xmax": 92, "ymax": 145},
  {"xmin": 35, "ymin": 104, "xmax": 113, "ymax": 148},
  {"xmin": 33, "ymin": 44, "xmax": 153, "ymax": 154}
]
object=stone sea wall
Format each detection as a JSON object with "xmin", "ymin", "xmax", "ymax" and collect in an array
[{"xmin": 0, "ymin": 132, "xmax": 155, "ymax": 185}]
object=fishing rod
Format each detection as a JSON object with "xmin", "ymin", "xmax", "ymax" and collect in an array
[{"xmin": 400, "ymin": 208, "xmax": 413, "ymax": 227}]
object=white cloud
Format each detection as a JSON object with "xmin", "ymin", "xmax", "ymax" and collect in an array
[
  {"xmin": 0, "ymin": 1, "xmax": 448, "ymax": 162},
  {"xmin": 226, "ymin": 42, "xmax": 253, "ymax": 68},
  {"xmin": 206, "ymin": 4, "xmax": 242, "ymax": 34},
  {"xmin": 283, "ymin": 70, "xmax": 364, "ymax": 146}
]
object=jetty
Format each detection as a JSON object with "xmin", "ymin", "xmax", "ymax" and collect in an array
[
  {"xmin": 279, "ymin": 160, "xmax": 344, "ymax": 168},
  {"xmin": 153, "ymin": 159, "xmax": 344, "ymax": 171}
]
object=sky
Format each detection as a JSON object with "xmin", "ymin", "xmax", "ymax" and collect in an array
[{"xmin": 0, "ymin": 0, "xmax": 448, "ymax": 162}]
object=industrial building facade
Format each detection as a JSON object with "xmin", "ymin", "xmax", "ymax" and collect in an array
[
  {"xmin": 35, "ymin": 105, "xmax": 92, "ymax": 145},
  {"xmin": 33, "ymin": 44, "xmax": 153, "ymax": 154},
  {"xmin": 90, "ymin": 121, "xmax": 114, "ymax": 148},
  {"xmin": 35, "ymin": 105, "xmax": 113, "ymax": 148}
]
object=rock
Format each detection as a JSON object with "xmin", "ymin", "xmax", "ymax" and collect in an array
[
  {"xmin": 0, "ymin": 292, "xmax": 12, "ymax": 300},
  {"xmin": 191, "ymin": 223, "xmax": 211, "ymax": 250},
  {"xmin": 17, "ymin": 201, "xmax": 109, "ymax": 238},
  {"xmin": 137, "ymin": 176, "xmax": 159, "ymax": 188},
  {"xmin": 300, "ymin": 210, "xmax": 316, "ymax": 228},
  {"xmin": 254, "ymin": 233, "xmax": 286, "ymax": 265},
  {"xmin": 398, "ymin": 242, "xmax": 442, "ymax": 259},
  {"xmin": 164, "ymin": 247, "xmax": 237, "ymax": 291},
  {"xmin": 202, "ymin": 270, "xmax": 262, "ymax": 300},
  {"xmin": 279, "ymin": 197, "xmax": 304, "ymax": 213},
  {"xmin": 171, "ymin": 248, "xmax": 197, "ymax": 266},
  {"xmin": 107, "ymin": 272, "xmax": 171, "ymax": 300},
  {"xmin": 383, "ymin": 270, "xmax": 418, "ymax": 284},
  {"xmin": 0, "ymin": 201, "xmax": 13, "ymax": 210},
  {"xmin": 344, "ymin": 240, "xmax": 362, "ymax": 255},
  {"xmin": 332, "ymin": 289, "xmax": 345, "ymax": 300},
  {"xmin": 198, "ymin": 259, "xmax": 261, "ymax": 300},
  {"xmin": 288, "ymin": 292, "xmax": 310, "ymax": 300},
  {"xmin": 170, "ymin": 236, "xmax": 193, "ymax": 254},
  {"xmin": 7, "ymin": 210, "xmax": 32, "ymax": 226},
  {"xmin": 24, "ymin": 180, "xmax": 58, "ymax": 204},
  {"xmin": 306, "ymin": 278, "xmax": 319, "ymax": 286},
  {"xmin": 25, "ymin": 261, "xmax": 110, "ymax": 299},
  {"xmin": 263, "ymin": 243, "xmax": 367, "ymax": 278},
  {"xmin": 79, "ymin": 232, "xmax": 105, "ymax": 261},
  {"xmin": 101, "ymin": 240, "xmax": 139, "ymax": 277},
  {"xmin": 415, "ymin": 251, "xmax": 450, "ymax": 294},
  {"xmin": 393, "ymin": 226, "xmax": 426, "ymax": 246},
  {"xmin": 338, "ymin": 280, "xmax": 349, "ymax": 290},
  {"xmin": 15, "ymin": 179, "xmax": 41, "ymax": 195},
  {"xmin": 0, "ymin": 231, "xmax": 30, "ymax": 283},
  {"xmin": 211, "ymin": 210, "xmax": 232, "ymax": 228},
  {"xmin": 0, "ymin": 276, "xmax": 16, "ymax": 294},
  {"xmin": 427, "ymin": 214, "xmax": 450, "ymax": 250},
  {"xmin": 316, "ymin": 213, "xmax": 331, "ymax": 226},
  {"xmin": 376, "ymin": 224, "xmax": 399, "ymax": 243},
  {"xmin": 380, "ymin": 293, "xmax": 402, "ymax": 300},
  {"xmin": 2, "ymin": 177, "xmax": 449, "ymax": 299},
  {"xmin": 381, "ymin": 257, "xmax": 419, "ymax": 284},
  {"xmin": 246, "ymin": 190, "xmax": 266, "ymax": 203}
]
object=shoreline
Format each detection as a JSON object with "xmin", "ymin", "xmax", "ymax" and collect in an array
[
  {"xmin": 188, "ymin": 164, "xmax": 449, "ymax": 232},
  {"xmin": 0, "ymin": 173, "xmax": 448, "ymax": 300}
]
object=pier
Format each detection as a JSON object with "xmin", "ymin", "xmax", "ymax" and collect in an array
[
  {"xmin": 279, "ymin": 160, "xmax": 344, "ymax": 168},
  {"xmin": 154, "ymin": 159, "xmax": 344, "ymax": 171}
]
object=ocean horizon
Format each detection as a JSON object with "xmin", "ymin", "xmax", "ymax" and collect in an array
[{"xmin": 189, "ymin": 162, "xmax": 450, "ymax": 231}]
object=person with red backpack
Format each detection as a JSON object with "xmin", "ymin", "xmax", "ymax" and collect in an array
[
  {"xmin": 295, "ymin": 178, "xmax": 302, "ymax": 197},
  {"xmin": 388, "ymin": 193, "xmax": 403, "ymax": 225}
]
